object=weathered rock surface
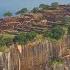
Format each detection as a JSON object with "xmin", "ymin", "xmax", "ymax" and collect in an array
[{"xmin": 0, "ymin": 36, "xmax": 70, "ymax": 70}]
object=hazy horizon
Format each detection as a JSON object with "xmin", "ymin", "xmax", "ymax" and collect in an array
[{"xmin": 0, "ymin": 0, "xmax": 70, "ymax": 17}]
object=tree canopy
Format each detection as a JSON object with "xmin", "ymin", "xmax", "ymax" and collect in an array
[
  {"xmin": 14, "ymin": 31, "xmax": 37, "ymax": 45},
  {"xmin": 16, "ymin": 8, "xmax": 28, "ymax": 15},
  {"xmin": 31, "ymin": 7, "xmax": 39, "ymax": 13},
  {"xmin": 26, "ymin": 31, "xmax": 37, "ymax": 41},
  {"xmin": 67, "ymin": 26, "xmax": 70, "ymax": 35},
  {"xmin": 14, "ymin": 33, "xmax": 27, "ymax": 45},
  {"xmin": 39, "ymin": 4, "xmax": 49, "ymax": 10},
  {"xmin": 0, "ymin": 34, "xmax": 14, "ymax": 47},
  {"xmin": 44, "ymin": 25, "xmax": 65, "ymax": 40},
  {"xmin": 51, "ymin": 2, "xmax": 59, "ymax": 9},
  {"xmin": 62, "ymin": 15, "xmax": 70, "ymax": 26},
  {"xmin": 3, "ymin": 11, "xmax": 12, "ymax": 17}
]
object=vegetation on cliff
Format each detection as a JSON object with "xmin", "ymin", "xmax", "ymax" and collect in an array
[
  {"xmin": 3, "ymin": 11, "xmax": 13, "ymax": 17},
  {"xmin": 16, "ymin": 8, "xmax": 28, "ymax": 15},
  {"xmin": 0, "ymin": 23, "xmax": 69, "ymax": 51},
  {"xmin": 43, "ymin": 25, "xmax": 65, "ymax": 40},
  {"xmin": 0, "ymin": 22, "xmax": 69, "ymax": 48}
]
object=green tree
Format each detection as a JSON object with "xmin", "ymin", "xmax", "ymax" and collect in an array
[
  {"xmin": 0, "ymin": 35, "xmax": 4, "ymax": 47},
  {"xmin": 3, "ymin": 37, "xmax": 13, "ymax": 46},
  {"xmin": 31, "ymin": 7, "xmax": 39, "ymax": 13},
  {"xmin": 62, "ymin": 15, "xmax": 70, "ymax": 26},
  {"xmin": 39, "ymin": 4, "xmax": 49, "ymax": 10},
  {"xmin": 14, "ymin": 33, "xmax": 27, "ymax": 45},
  {"xmin": 0, "ymin": 35, "xmax": 14, "ymax": 47},
  {"xmin": 67, "ymin": 26, "xmax": 70, "ymax": 34},
  {"xmin": 16, "ymin": 8, "xmax": 28, "ymax": 15},
  {"xmin": 0, "ymin": 35, "xmax": 14, "ymax": 51},
  {"xmin": 51, "ymin": 2, "xmax": 59, "ymax": 9},
  {"xmin": 44, "ymin": 25, "xmax": 65, "ymax": 40},
  {"xmin": 3, "ymin": 11, "xmax": 12, "ymax": 17},
  {"xmin": 26, "ymin": 31, "xmax": 37, "ymax": 41},
  {"xmin": 14, "ymin": 31, "xmax": 37, "ymax": 45}
]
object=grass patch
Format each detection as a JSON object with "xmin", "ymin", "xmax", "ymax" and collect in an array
[
  {"xmin": 49, "ymin": 59, "xmax": 64, "ymax": 65},
  {"xmin": 0, "ymin": 46, "xmax": 8, "ymax": 52}
]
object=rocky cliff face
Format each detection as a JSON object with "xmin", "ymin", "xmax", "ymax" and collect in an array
[
  {"xmin": 0, "ymin": 36, "xmax": 70, "ymax": 70},
  {"xmin": 0, "ymin": 7, "xmax": 70, "ymax": 33}
]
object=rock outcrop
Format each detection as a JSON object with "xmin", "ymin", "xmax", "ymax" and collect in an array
[{"xmin": 0, "ymin": 35, "xmax": 70, "ymax": 70}]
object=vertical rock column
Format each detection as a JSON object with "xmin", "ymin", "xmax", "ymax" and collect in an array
[{"xmin": 0, "ymin": 52, "xmax": 3, "ymax": 70}]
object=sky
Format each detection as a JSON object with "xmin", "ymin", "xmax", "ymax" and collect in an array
[{"xmin": 0, "ymin": 0, "xmax": 70, "ymax": 17}]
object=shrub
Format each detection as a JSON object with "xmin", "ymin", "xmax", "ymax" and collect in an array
[
  {"xmin": 0, "ymin": 34, "xmax": 14, "ymax": 47},
  {"xmin": 16, "ymin": 8, "xmax": 28, "ymax": 15},
  {"xmin": 3, "ymin": 37, "xmax": 13, "ymax": 46},
  {"xmin": 67, "ymin": 26, "xmax": 70, "ymax": 35},
  {"xmin": 44, "ymin": 25, "xmax": 65, "ymax": 40},
  {"xmin": 31, "ymin": 7, "xmax": 39, "ymax": 13},
  {"xmin": 4, "ymin": 11, "xmax": 12, "ymax": 16},
  {"xmin": 49, "ymin": 59, "xmax": 64, "ymax": 65},
  {"xmin": 14, "ymin": 31, "xmax": 37, "ymax": 45},
  {"xmin": 26, "ymin": 31, "xmax": 37, "ymax": 41},
  {"xmin": 14, "ymin": 33, "xmax": 27, "ymax": 45}
]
